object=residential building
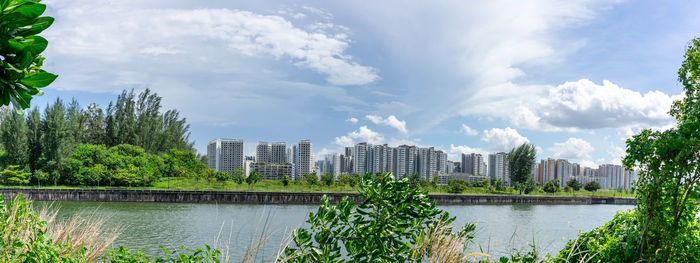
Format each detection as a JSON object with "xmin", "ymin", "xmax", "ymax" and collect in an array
[
  {"xmin": 256, "ymin": 142, "xmax": 270, "ymax": 163},
  {"xmin": 249, "ymin": 162, "xmax": 292, "ymax": 180},
  {"xmin": 207, "ymin": 139, "xmax": 244, "ymax": 173},
  {"xmin": 270, "ymin": 142, "xmax": 287, "ymax": 163}
]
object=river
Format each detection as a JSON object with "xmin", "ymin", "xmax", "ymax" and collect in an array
[{"xmin": 36, "ymin": 201, "xmax": 632, "ymax": 261}]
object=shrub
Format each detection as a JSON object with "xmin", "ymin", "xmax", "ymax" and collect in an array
[
  {"xmin": 447, "ymin": 180, "xmax": 467, "ymax": 193},
  {"xmin": 321, "ymin": 173, "xmax": 334, "ymax": 187},
  {"xmin": 304, "ymin": 173, "xmax": 318, "ymax": 186},
  {"xmin": 282, "ymin": 173, "xmax": 476, "ymax": 262},
  {"xmin": 584, "ymin": 181, "xmax": 600, "ymax": 193},
  {"xmin": 281, "ymin": 175, "xmax": 290, "ymax": 186},
  {"xmin": 543, "ymin": 179, "xmax": 560, "ymax": 193}
]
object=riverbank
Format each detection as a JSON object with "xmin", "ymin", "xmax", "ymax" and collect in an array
[{"xmin": 0, "ymin": 188, "xmax": 634, "ymax": 205}]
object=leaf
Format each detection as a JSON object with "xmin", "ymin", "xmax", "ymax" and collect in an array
[
  {"xmin": 20, "ymin": 70, "xmax": 57, "ymax": 87},
  {"xmin": 8, "ymin": 35, "xmax": 47, "ymax": 54},
  {"xmin": 15, "ymin": 16, "xmax": 54, "ymax": 36},
  {"xmin": 6, "ymin": 3, "xmax": 45, "ymax": 19}
]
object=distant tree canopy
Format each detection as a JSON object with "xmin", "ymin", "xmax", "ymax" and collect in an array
[{"xmin": 0, "ymin": 89, "xmax": 194, "ymax": 173}]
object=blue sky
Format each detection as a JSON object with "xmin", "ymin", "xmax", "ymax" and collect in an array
[{"xmin": 33, "ymin": 0, "xmax": 699, "ymax": 167}]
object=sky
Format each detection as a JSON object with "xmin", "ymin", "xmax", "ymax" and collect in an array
[{"xmin": 33, "ymin": 0, "xmax": 700, "ymax": 167}]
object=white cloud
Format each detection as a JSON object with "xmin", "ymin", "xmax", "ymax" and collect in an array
[
  {"xmin": 365, "ymin": 115, "xmax": 408, "ymax": 133},
  {"xmin": 345, "ymin": 117, "xmax": 358, "ymax": 124},
  {"xmin": 481, "ymin": 127, "xmax": 529, "ymax": 152},
  {"xmin": 536, "ymin": 79, "xmax": 682, "ymax": 130},
  {"xmin": 334, "ymin": 126, "xmax": 384, "ymax": 147},
  {"xmin": 548, "ymin": 137, "xmax": 594, "ymax": 161},
  {"xmin": 448, "ymin": 144, "xmax": 489, "ymax": 160},
  {"xmin": 460, "ymin": 124, "xmax": 479, "ymax": 136},
  {"xmin": 46, "ymin": 3, "xmax": 377, "ymax": 86},
  {"xmin": 608, "ymin": 146, "xmax": 626, "ymax": 166}
]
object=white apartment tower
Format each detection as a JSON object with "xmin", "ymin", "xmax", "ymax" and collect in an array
[
  {"xmin": 256, "ymin": 142, "xmax": 270, "ymax": 163},
  {"xmin": 270, "ymin": 142, "xmax": 287, "ymax": 163},
  {"xmin": 296, "ymin": 140, "xmax": 313, "ymax": 177},
  {"xmin": 207, "ymin": 139, "xmax": 244, "ymax": 173}
]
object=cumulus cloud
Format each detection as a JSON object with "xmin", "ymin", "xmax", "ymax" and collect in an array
[
  {"xmin": 334, "ymin": 126, "xmax": 384, "ymax": 146},
  {"xmin": 508, "ymin": 79, "xmax": 682, "ymax": 131},
  {"xmin": 460, "ymin": 124, "xmax": 479, "ymax": 136},
  {"xmin": 448, "ymin": 144, "xmax": 489, "ymax": 160},
  {"xmin": 345, "ymin": 117, "xmax": 359, "ymax": 124},
  {"xmin": 548, "ymin": 137, "xmax": 594, "ymax": 161},
  {"xmin": 481, "ymin": 127, "xmax": 529, "ymax": 152},
  {"xmin": 365, "ymin": 115, "xmax": 408, "ymax": 133}
]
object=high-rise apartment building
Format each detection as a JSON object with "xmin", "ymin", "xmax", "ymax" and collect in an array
[
  {"xmin": 436, "ymin": 150, "xmax": 448, "ymax": 174},
  {"xmin": 256, "ymin": 142, "xmax": 270, "ymax": 163},
  {"xmin": 353, "ymin": 143, "xmax": 368, "ymax": 174},
  {"xmin": 207, "ymin": 139, "xmax": 244, "ymax": 173},
  {"xmin": 488, "ymin": 152, "xmax": 510, "ymax": 184},
  {"xmin": 296, "ymin": 140, "xmax": 313, "ymax": 177},
  {"xmin": 461, "ymin": 153, "xmax": 485, "ymax": 176},
  {"xmin": 270, "ymin": 142, "xmax": 287, "ymax": 163}
]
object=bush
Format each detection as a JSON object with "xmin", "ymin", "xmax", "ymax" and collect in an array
[
  {"xmin": 282, "ymin": 173, "xmax": 475, "ymax": 262},
  {"xmin": 321, "ymin": 173, "xmax": 334, "ymax": 187},
  {"xmin": 584, "ymin": 181, "xmax": 600, "ymax": 192},
  {"xmin": 304, "ymin": 173, "xmax": 318, "ymax": 186},
  {"xmin": 281, "ymin": 175, "xmax": 290, "ymax": 186},
  {"xmin": 447, "ymin": 180, "xmax": 467, "ymax": 193},
  {"xmin": 543, "ymin": 179, "xmax": 560, "ymax": 193},
  {"xmin": 523, "ymin": 178, "xmax": 538, "ymax": 194}
]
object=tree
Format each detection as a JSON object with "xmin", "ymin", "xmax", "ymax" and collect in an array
[
  {"xmin": 321, "ymin": 173, "xmax": 334, "ymax": 187},
  {"xmin": 0, "ymin": 0, "xmax": 58, "ymax": 110},
  {"xmin": 584, "ymin": 181, "xmax": 600, "ymax": 193},
  {"xmin": 246, "ymin": 170, "xmax": 259, "ymax": 188},
  {"xmin": 25, "ymin": 108, "xmax": 41, "ymax": 171},
  {"xmin": 508, "ymin": 143, "xmax": 537, "ymax": 194},
  {"xmin": 0, "ymin": 165, "xmax": 30, "ymax": 185},
  {"xmin": 214, "ymin": 170, "xmax": 228, "ymax": 186},
  {"xmin": 305, "ymin": 173, "xmax": 318, "ymax": 186},
  {"xmin": 621, "ymin": 38, "xmax": 700, "ymax": 261},
  {"xmin": 281, "ymin": 175, "xmax": 290, "ymax": 186},
  {"xmin": 0, "ymin": 110, "xmax": 28, "ymax": 166},
  {"xmin": 566, "ymin": 179, "xmax": 582, "ymax": 191},
  {"xmin": 543, "ymin": 179, "xmax": 560, "ymax": 193}
]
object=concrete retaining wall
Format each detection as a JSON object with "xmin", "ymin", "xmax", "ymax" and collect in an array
[{"xmin": 0, "ymin": 188, "xmax": 635, "ymax": 205}]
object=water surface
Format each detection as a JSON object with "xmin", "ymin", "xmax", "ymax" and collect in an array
[{"xmin": 37, "ymin": 201, "xmax": 632, "ymax": 261}]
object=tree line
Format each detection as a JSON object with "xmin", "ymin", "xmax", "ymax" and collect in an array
[{"xmin": 0, "ymin": 89, "xmax": 197, "ymax": 185}]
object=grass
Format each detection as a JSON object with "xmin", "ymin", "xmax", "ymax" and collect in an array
[{"xmin": 0, "ymin": 177, "xmax": 635, "ymax": 198}]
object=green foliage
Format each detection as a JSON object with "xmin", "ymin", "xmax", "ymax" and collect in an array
[
  {"xmin": 246, "ymin": 170, "xmax": 260, "ymax": 187},
  {"xmin": 583, "ymin": 181, "xmax": 600, "ymax": 193},
  {"xmin": 283, "ymin": 173, "xmax": 460, "ymax": 262},
  {"xmin": 447, "ymin": 179, "xmax": 467, "ymax": 193},
  {"xmin": 543, "ymin": 179, "xmax": 560, "ymax": 193},
  {"xmin": 63, "ymin": 143, "xmax": 170, "ymax": 187},
  {"xmin": 162, "ymin": 148, "xmax": 207, "ymax": 178},
  {"xmin": 321, "ymin": 173, "xmax": 334, "ymax": 187},
  {"xmin": 106, "ymin": 245, "xmax": 222, "ymax": 263},
  {"xmin": 566, "ymin": 179, "xmax": 582, "ymax": 191},
  {"xmin": 555, "ymin": 210, "xmax": 646, "ymax": 263},
  {"xmin": 281, "ymin": 175, "xmax": 290, "ymax": 186},
  {"xmin": 0, "ymin": 165, "xmax": 29, "ymax": 185},
  {"xmin": 490, "ymin": 177, "xmax": 506, "ymax": 191},
  {"xmin": 522, "ymin": 178, "xmax": 538, "ymax": 194},
  {"xmin": 0, "ymin": 194, "xmax": 87, "ymax": 262},
  {"xmin": 0, "ymin": 110, "xmax": 28, "ymax": 166},
  {"xmin": 508, "ymin": 143, "xmax": 537, "ymax": 194},
  {"xmin": 407, "ymin": 172, "xmax": 421, "ymax": 188},
  {"xmin": 304, "ymin": 173, "xmax": 318, "ymax": 186},
  {"xmin": 0, "ymin": 0, "xmax": 57, "ymax": 109}
]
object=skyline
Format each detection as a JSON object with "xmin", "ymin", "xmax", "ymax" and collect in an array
[{"xmin": 30, "ymin": 0, "xmax": 700, "ymax": 168}]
